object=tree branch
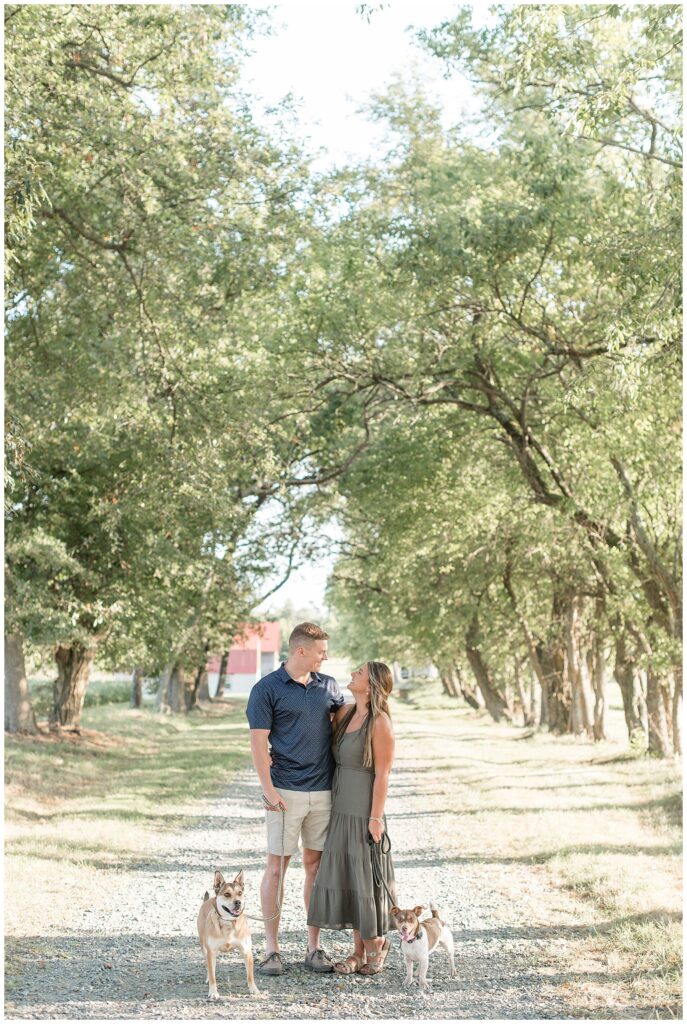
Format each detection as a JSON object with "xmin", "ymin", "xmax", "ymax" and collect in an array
[{"xmin": 39, "ymin": 205, "xmax": 133, "ymax": 252}]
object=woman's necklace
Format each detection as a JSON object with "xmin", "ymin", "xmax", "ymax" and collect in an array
[{"xmin": 350, "ymin": 706, "xmax": 369, "ymax": 729}]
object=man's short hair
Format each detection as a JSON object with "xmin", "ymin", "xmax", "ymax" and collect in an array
[{"xmin": 289, "ymin": 622, "xmax": 329, "ymax": 650}]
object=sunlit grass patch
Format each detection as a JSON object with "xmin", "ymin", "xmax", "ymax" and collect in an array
[
  {"xmin": 611, "ymin": 916, "xmax": 682, "ymax": 977},
  {"xmin": 590, "ymin": 916, "xmax": 683, "ymax": 1018},
  {"xmin": 551, "ymin": 850, "xmax": 680, "ymax": 914},
  {"xmin": 5, "ymin": 697, "xmax": 252, "ymax": 937},
  {"xmin": 4, "ymin": 696, "xmax": 250, "ymax": 856},
  {"xmin": 393, "ymin": 681, "xmax": 683, "ymax": 1017},
  {"xmin": 5, "ymin": 699, "xmax": 250, "ymax": 819}
]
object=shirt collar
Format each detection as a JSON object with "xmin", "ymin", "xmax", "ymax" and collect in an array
[{"xmin": 278, "ymin": 662, "xmax": 321, "ymax": 686}]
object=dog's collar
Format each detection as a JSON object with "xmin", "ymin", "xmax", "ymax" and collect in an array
[
  {"xmin": 403, "ymin": 927, "xmax": 423, "ymax": 943},
  {"xmin": 215, "ymin": 905, "xmax": 242, "ymax": 925}
]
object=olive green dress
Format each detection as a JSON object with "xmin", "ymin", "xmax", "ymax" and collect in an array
[{"xmin": 307, "ymin": 726, "xmax": 397, "ymax": 940}]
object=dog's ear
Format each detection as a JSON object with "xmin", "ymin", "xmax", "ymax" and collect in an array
[
  {"xmin": 390, "ymin": 906, "xmax": 401, "ymax": 917},
  {"xmin": 413, "ymin": 905, "xmax": 425, "ymax": 917},
  {"xmin": 213, "ymin": 870, "xmax": 224, "ymax": 894},
  {"xmin": 233, "ymin": 869, "xmax": 245, "ymax": 887}
]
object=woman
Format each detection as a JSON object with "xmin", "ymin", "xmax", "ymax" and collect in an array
[{"xmin": 307, "ymin": 661, "xmax": 396, "ymax": 976}]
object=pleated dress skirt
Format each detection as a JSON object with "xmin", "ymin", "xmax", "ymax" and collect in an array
[{"xmin": 307, "ymin": 728, "xmax": 397, "ymax": 940}]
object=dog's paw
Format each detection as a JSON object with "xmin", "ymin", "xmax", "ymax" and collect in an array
[
  {"xmin": 207, "ymin": 988, "xmax": 220, "ymax": 1000},
  {"xmin": 403, "ymin": 978, "xmax": 415, "ymax": 988},
  {"xmin": 249, "ymin": 987, "xmax": 265, "ymax": 998}
]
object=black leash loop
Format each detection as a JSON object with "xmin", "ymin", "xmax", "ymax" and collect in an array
[{"xmin": 367, "ymin": 829, "xmax": 395, "ymax": 906}]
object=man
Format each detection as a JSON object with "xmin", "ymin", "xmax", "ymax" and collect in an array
[{"xmin": 246, "ymin": 621, "xmax": 345, "ymax": 976}]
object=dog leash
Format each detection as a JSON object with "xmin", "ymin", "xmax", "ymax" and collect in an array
[
  {"xmin": 243, "ymin": 795, "xmax": 286, "ymax": 923},
  {"xmin": 367, "ymin": 828, "xmax": 396, "ymax": 907}
]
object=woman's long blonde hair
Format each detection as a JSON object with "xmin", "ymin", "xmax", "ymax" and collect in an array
[{"xmin": 332, "ymin": 661, "xmax": 393, "ymax": 768}]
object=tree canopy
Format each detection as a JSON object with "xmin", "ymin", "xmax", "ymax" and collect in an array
[{"xmin": 5, "ymin": 4, "xmax": 681, "ymax": 752}]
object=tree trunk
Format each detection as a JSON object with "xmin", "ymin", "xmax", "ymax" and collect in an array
[
  {"xmin": 465, "ymin": 614, "xmax": 512, "ymax": 723},
  {"xmin": 186, "ymin": 643, "xmax": 210, "ymax": 711},
  {"xmin": 214, "ymin": 650, "xmax": 229, "ymax": 699},
  {"xmin": 452, "ymin": 665, "xmax": 481, "ymax": 709},
  {"xmin": 566, "ymin": 594, "xmax": 594, "ymax": 738},
  {"xmin": 536, "ymin": 586, "xmax": 573, "ymax": 735},
  {"xmin": 167, "ymin": 663, "xmax": 183, "ymax": 713},
  {"xmin": 530, "ymin": 671, "xmax": 543, "ymax": 727},
  {"xmin": 611, "ymin": 456, "xmax": 682, "ymax": 644},
  {"xmin": 183, "ymin": 674, "xmax": 195, "ymax": 711},
  {"xmin": 439, "ymin": 674, "xmax": 453, "ymax": 697},
  {"xmin": 157, "ymin": 664, "xmax": 172, "ymax": 713},
  {"xmin": 613, "ymin": 633, "xmax": 647, "ymax": 744},
  {"xmin": 671, "ymin": 669, "xmax": 682, "ymax": 757},
  {"xmin": 536, "ymin": 640, "xmax": 569, "ymax": 734},
  {"xmin": 646, "ymin": 669, "xmax": 673, "ymax": 758},
  {"xmin": 503, "ymin": 560, "xmax": 549, "ymax": 715},
  {"xmin": 197, "ymin": 669, "xmax": 210, "ymax": 703},
  {"xmin": 130, "ymin": 665, "xmax": 144, "ymax": 709},
  {"xmin": 438, "ymin": 664, "xmax": 458, "ymax": 698},
  {"xmin": 536, "ymin": 651, "xmax": 549, "ymax": 727},
  {"xmin": 4, "ymin": 633, "xmax": 38, "ymax": 734},
  {"xmin": 585, "ymin": 640, "xmax": 607, "ymax": 742},
  {"xmin": 514, "ymin": 659, "xmax": 534, "ymax": 727},
  {"xmin": 52, "ymin": 643, "xmax": 95, "ymax": 730},
  {"xmin": 155, "ymin": 573, "xmax": 218, "ymax": 711}
]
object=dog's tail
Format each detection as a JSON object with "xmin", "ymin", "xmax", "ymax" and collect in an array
[{"xmin": 429, "ymin": 900, "xmax": 448, "ymax": 927}]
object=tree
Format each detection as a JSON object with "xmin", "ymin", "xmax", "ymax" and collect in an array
[
  {"xmin": 303, "ymin": 7, "xmax": 680, "ymax": 754},
  {"xmin": 4, "ymin": 5, "xmax": 329, "ymax": 727},
  {"xmin": 4, "ymin": 633, "xmax": 38, "ymax": 734},
  {"xmin": 420, "ymin": 5, "xmax": 682, "ymax": 169}
]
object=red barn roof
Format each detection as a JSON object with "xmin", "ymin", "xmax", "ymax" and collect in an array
[
  {"xmin": 231, "ymin": 621, "xmax": 280, "ymax": 652},
  {"xmin": 206, "ymin": 621, "xmax": 281, "ymax": 673}
]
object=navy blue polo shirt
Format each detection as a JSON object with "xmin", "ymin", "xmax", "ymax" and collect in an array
[{"xmin": 246, "ymin": 663, "xmax": 345, "ymax": 791}]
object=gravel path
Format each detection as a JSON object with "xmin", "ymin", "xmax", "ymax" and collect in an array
[{"xmin": 6, "ymin": 718, "xmax": 611, "ymax": 1020}]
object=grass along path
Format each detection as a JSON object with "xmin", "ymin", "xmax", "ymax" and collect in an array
[{"xmin": 4, "ymin": 685, "xmax": 682, "ymax": 1019}]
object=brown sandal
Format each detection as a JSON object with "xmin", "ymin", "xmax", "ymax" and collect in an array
[
  {"xmin": 334, "ymin": 954, "xmax": 364, "ymax": 975},
  {"xmin": 358, "ymin": 938, "xmax": 391, "ymax": 975}
]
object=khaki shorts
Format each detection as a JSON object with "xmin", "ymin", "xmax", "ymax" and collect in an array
[{"xmin": 265, "ymin": 787, "xmax": 332, "ymax": 856}]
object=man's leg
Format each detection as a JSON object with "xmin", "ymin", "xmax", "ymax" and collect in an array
[
  {"xmin": 301, "ymin": 789, "xmax": 332, "ymax": 953},
  {"xmin": 302, "ymin": 847, "xmax": 322, "ymax": 952},
  {"xmin": 261, "ymin": 852, "xmax": 291, "ymax": 955},
  {"xmin": 301, "ymin": 791, "xmax": 335, "ymax": 971},
  {"xmin": 260, "ymin": 786, "xmax": 303, "ymax": 964}
]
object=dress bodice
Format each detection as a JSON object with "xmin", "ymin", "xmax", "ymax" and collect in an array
[{"xmin": 334, "ymin": 727, "xmax": 373, "ymax": 770}]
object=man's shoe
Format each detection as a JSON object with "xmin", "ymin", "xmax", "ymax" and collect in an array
[
  {"xmin": 257, "ymin": 951, "xmax": 283, "ymax": 976},
  {"xmin": 304, "ymin": 947, "xmax": 335, "ymax": 973}
]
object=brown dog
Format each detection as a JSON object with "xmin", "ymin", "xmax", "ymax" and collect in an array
[
  {"xmin": 390, "ymin": 902, "xmax": 456, "ymax": 991},
  {"xmin": 197, "ymin": 869, "xmax": 262, "ymax": 999}
]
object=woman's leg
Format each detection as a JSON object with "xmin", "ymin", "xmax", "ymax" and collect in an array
[
  {"xmin": 333, "ymin": 929, "xmax": 367, "ymax": 973},
  {"xmin": 361, "ymin": 935, "xmax": 384, "ymax": 957},
  {"xmin": 358, "ymin": 933, "xmax": 391, "ymax": 975},
  {"xmin": 338, "ymin": 930, "xmax": 381, "ymax": 963},
  {"xmin": 352, "ymin": 929, "xmax": 366, "ymax": 961}
]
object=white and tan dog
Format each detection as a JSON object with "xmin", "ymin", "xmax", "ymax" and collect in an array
[
  {"xmin": 197, "ymin": 869, "xmax": 262, "ymax": 999},
  {"xmin": 390, "ymin": 901, "xmax": 456, "ymax": 991}
]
